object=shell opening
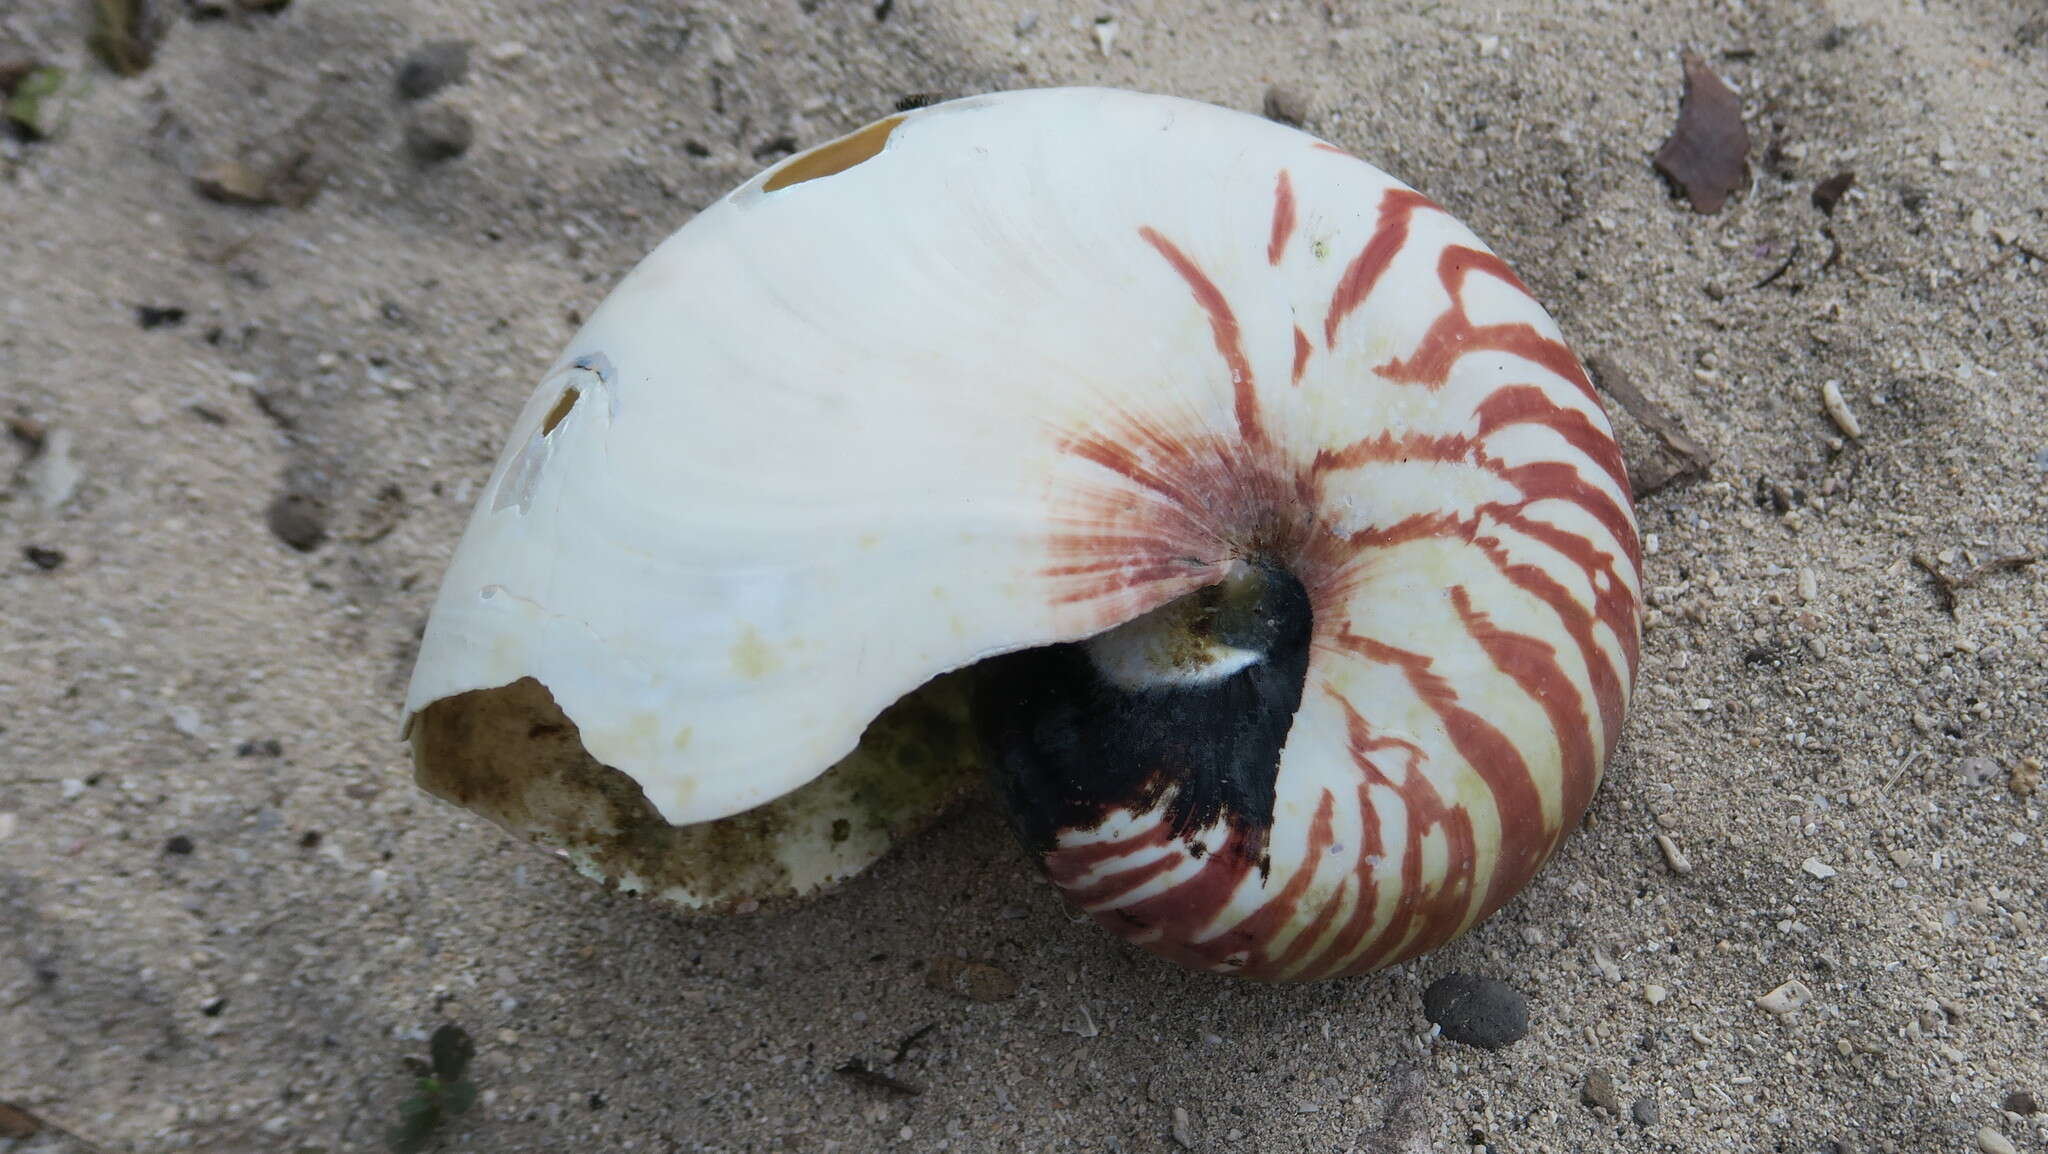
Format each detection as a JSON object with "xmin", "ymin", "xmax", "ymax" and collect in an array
[
  {"xmin": 409, "ymin": 672, "xmax": 978, "ymax": 909},
  {"xmin": 407, "ymin": 560, "xmax": 1311, "ymax": 910},
  {"xmin": 974, "ymin": 558, "xmax": 1315, "ymax": 862}
]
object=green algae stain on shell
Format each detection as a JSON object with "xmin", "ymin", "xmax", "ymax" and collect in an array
[{"xmin": 410, "ymin": 674, "xmax": 978, "ymax": 910}]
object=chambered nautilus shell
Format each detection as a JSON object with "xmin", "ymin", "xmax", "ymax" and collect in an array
[{"xmin": 404, "ymin": 88, "xmax": 1642, "ymax": 981}]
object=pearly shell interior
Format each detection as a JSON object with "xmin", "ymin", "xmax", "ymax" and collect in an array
[{"xmin": 404, "ymin": 88, "xmax": 1641, "ymax": 978}]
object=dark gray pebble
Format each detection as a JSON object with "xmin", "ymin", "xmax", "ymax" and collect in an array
[
  {"xmin": 1422, "ymin": 973, "xmax": 1529, "ymax": 1049},
  {"xmin": 1262, "ymin": 84, "xmax": 1311, "ymax": 127},
  {"xmin": 265, "ymin": 490, "xmax": 328, "ymax": 552},
  {"xmin": 396, "ymin": 39, "xmax": 470, "ymax": 100},
  {"xmin": 1581, "ymin": 1070, "xmax": 1620, "ymax": 1115},
  {"xmin": 405, "ymin": 105, "xmax": 474, "ymax": 164},
  {"xmin": 1630, "ymin": 1096, "xmax": 1659, "ymax": 1126}
]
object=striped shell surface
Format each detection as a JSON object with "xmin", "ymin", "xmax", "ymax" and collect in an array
[{"xmin": 403, "ymin": 88, "xmax": 1642, "ymax": 982}]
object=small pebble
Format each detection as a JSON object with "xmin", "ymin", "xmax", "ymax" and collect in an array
[
  {"xmin": 193, "ymin": 159, "xmax": 275, "ymax": 207},
  {"xmin": 1630, "ymin": 1096, "xmax": 1659, "ymax": 1126},
  {"xmin": 0, "ymin": 813, "xmax": 17, "ymax": 841},
  {"xmin": 164, "ymin": 835, "xmax": 195, "ymax": 855},
  {"xmin": 1581, "ymin": 1069, "xmax": 1620, "ymax": 1114},
  {"xmin": 24, "ymin": 545, "xmax": 65, "ymax": 570},
  {"xmin": 266, "ymin": 489, "xmax": 329, "ymax": 552},
  {"xmin": 1958, "ymin": 757, "xmax": 2002, "ymax": 787},
  {"xmin": 27, "ymin": 426, "xmax": 82, "ymax": 511},
  {"xmin": 1976, "ymin": 1127, "xmax": 2017, "ymax": 1154},
  {"xmin": 1262, "ymin": 84, "xmax": 1311, "ymax": 127},
  {"xmin": 1170, "ymin": 1105, "xmax": 1196, "ymax": 1149},
  {"xmin": 1091, "ymin": 16, "xmax": 1118, "ymax": 55},
  {"xmin": 1422, "ymin": 973, "xmax": 1529, "ymax": 1049},
  {"xmin": 1643, "ymin": 984, "xmax": 1668, "ymax": 1005},
  {"xmin": 396, "ymin": 39, "xmax": 470, "ymax": 100},
  {"xmin": 169, "ymin": 704, "xmax": 204, "ymax": 737},
  {"xmin": 1756, "ymin": 979, "xmax": 1812, "ymax": 1016},
  {"xmin": 1802, "ymin": 857, "xmax": 1838, "ymax": 880},
  {"xmin": 2000, "ymin": 1089, "xmax": 2038, "ymax": 1115},
  {"xmin": 1654, "ymin": 833, "xmax": 1693, "ymax": 875},
  {"xmin": 2012, "ymin": 758, "xmax": 2042, "ymax": 798},
  {"xmin": 704, "ymin": 26, "xmax": 737, "ymax": 67},
  {"xmin": 1820, "ymin": 379, "xmax": 1862, "ymax": 437},
  {"xmin": 134, "ymin": 305, "xmax": 186, "ymax": 330},
  {"xmin": 1592, "ymin": 946, "xmax": 1621, "ymax": 983},
  {"xmin": 405, "ymin": 105, "xmax": 475, "ymax": 164}
]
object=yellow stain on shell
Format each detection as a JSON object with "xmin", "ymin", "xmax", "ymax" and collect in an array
[
  {"xmin": 763, "ymin": 115, "xmax": 904, "ymax": 192},
  {"xmin": 541, "ymin": 386, "xmax": 580, "ymax": 435},
  {"xmin": 731, "ymin": 628, "xmax": 781, "ymax": 678}
]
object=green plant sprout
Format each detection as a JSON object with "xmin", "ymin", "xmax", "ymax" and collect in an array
[{"xmin": 384, "ymin": 1024, "xmax": 478, "ymax": 1154}]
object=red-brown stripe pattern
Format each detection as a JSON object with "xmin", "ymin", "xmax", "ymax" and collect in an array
[{"xmin": 1034, "ymin": 156, "xmax": 1642, "ymax": 980}]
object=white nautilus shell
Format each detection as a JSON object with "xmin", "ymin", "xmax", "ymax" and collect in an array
[{"xmin": 403, "ymin": 88, "xmax": 1642, "ymax": 981}]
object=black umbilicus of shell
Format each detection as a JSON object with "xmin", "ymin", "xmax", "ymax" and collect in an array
[{"xmin": 973, "ymin": 560, "xmax": 1313, "ymax": 864}]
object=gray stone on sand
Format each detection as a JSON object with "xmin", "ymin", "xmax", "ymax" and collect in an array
[
  {"xmin": 1423, "ymin": 974, "xmax": 1529, "ymax": 1049},
  {"xmin": 396, "ymin": 39, "xmax": 470, "ymax": 100}
]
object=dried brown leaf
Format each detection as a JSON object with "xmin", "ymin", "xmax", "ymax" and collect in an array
[
  {"xmin": 1654, "ymin": 51, "xmax": 1750, "ymax": 214},
  {"xmin": 0, "ymin": 1102, "xmax": 43, "ymax": 1139},
  {"xmin": 1812, "ymin": 170, "xmax": 1855, "ymax": 215}
]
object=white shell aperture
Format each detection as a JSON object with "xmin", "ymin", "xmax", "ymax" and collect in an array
[{"xmin": 404, "ymin": 88, "xmax": 1641, "ymax": 980}]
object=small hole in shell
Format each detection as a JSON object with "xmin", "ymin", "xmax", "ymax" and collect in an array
[
  {"xmin": 541, "ymin": 387, "xmax": 579, "ymax": 435},
  {"xmin": 762, "ymin": 115, "xmax": 904, "ymax": 192}
]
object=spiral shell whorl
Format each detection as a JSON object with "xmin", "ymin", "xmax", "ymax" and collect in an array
[{"xmin": 1028, "ymin": 154, "xmax": 1642, "ymax": 981}]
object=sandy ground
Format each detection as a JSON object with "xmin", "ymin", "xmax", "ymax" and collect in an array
[{"xmin": 3, "ymin": 0, "xmax": 2046, "ymax": 1151}]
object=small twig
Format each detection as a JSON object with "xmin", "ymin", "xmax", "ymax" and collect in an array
[
  {"xmin": 1967, "ymin": 553, "xmax": 2040, "ymax": 582},
  {"xmin": 1881, "ymin": 748, "xmax": 1926, "ymax": 798},
  {"xmin": 0, "ymin": 1102, "xmax": 119, "ymax": 1153},
  {"xmin": 1912, "ymin": 550, "xmax": 2037, "ymax": 615},
  {"xmin": 1751, "ymin": 238, "xmax": 1802, "ymax": 289},
  {"xmin": 1820, "ymin": 226, "xmax": 1842, "ymax": 273},
  {"xmin": 890, "ymin": 1021, "xmax": 937, "ymax": 1065},
  {"xmin": 1585, "ymin": 355, "xmax": 1711, "ymax": 496},
  {"xmin": 1911, "ymin": 552, "xmax": 1959, "ymax": 613},
  {"xmin": 834, "ymin": 1058, "xmax": 922, "ymax": 1096}
]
